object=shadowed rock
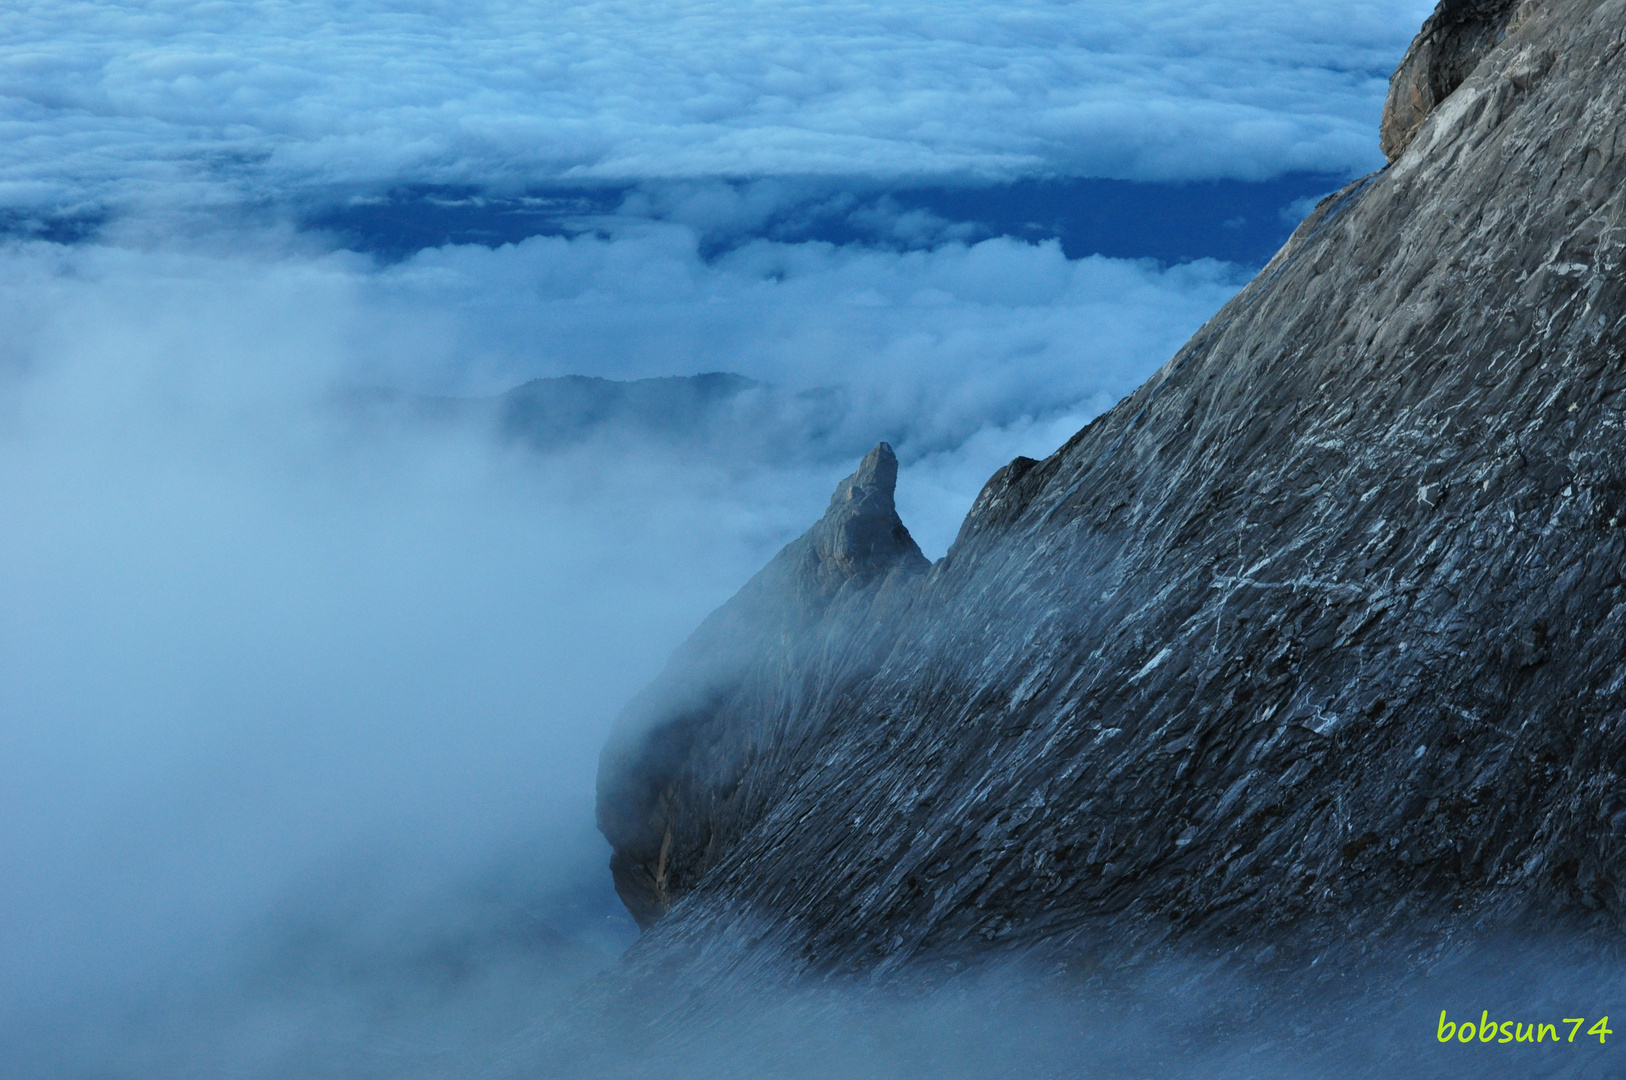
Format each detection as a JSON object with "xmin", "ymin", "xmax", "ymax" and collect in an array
[{"xmin": 1380, "ymin": 0, "xmax": 1523, "ymax": 161}]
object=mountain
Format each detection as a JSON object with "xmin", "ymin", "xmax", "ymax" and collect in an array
[
  {"xmin": 596, "ymin": 0, "xmax": 1626, "ymax": 1004},
  {"xmin": 495, "ymin": 373, "xmax": 761, "ymax": 453},
  {"xmin": 340, "ymin": 372, "xmax": 850, "ymax": 463}
]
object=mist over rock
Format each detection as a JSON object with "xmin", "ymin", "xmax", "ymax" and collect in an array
[
  {"xmin": 595, "ymin": 0, "xmax": 1626, "ymax": 1013},
  {"xmin": 598, "ymin": 443, "xmax": 927, "ymax": 928}
]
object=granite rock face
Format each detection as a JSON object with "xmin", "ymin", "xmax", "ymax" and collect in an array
[
  {"xmin": 598, "ymin": 0, "xmax": 1626, "ymax": 977},
  {"xmin": 1379, "ymin": 0, "xmax": 1524, "ymax": 161}
]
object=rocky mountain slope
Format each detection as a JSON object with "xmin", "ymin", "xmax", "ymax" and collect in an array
[{"xmin": 597, "ymin": 0, "xmax": 1626, "ymax": 980}]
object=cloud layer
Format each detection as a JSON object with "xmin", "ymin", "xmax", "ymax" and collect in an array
[{"xmin": 1, "ymin": 0, "xmax": 1431, "ymax": 222}]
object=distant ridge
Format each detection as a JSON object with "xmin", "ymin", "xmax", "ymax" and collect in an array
[
  {"xmin": 497, "ymin": 373, "xmax": 761, "ymax": 452},
  {"xmin": 339, "ymin": 371, "xmax": 850, "ymax": 462}
]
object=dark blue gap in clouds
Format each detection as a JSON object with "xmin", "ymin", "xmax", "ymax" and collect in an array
[
  {"xmin": 301, "ymin": 174, "xmax": 1350, "ymax": 265},
  {"xmin": 0, "ymin": 209, "xmax": 106, "ymax": 245}
]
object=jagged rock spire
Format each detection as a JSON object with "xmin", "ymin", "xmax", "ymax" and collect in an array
[
  {"xmin": 597, "ymin": 442, "xmax": 927, "ymax": 928},
  {"xmin": 796, "ymin": 442, "xmax": 928, "ymax": 606}
]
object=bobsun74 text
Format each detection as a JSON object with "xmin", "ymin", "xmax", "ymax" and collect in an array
[{"xmin": 1437, "ymin": 1012, "xmax": 1610, "ymax": 1045}]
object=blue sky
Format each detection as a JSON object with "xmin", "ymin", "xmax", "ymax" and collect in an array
[{"xmin": 0, "ymin": 3, "xmax": 1435, "ymax": 1074}]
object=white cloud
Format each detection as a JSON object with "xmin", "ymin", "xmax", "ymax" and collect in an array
[
  {"xmin": 0, "ymin": 0, "xmax": 1433, "ymax": 219},
  {"xmin": 0, "ymin": 221, "xmax": 1243, "ymax": 540}
]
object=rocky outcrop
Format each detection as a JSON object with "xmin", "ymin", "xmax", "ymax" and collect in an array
[
  {"xmin": 1379, "ymin": 0, "xmax": 1523, "ymax": 161},
  {"xmin": 598, "ymin": 0, "xmax": 1626, "ymax": 977},
  {"xmin": 597, "ymin": 443, "xmax": 927, "ymax": 927}
]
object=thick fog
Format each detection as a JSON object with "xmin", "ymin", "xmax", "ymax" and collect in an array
[{"xmin": 0, "ymin": 2, "xmax": 1443, "ymax": 1076}]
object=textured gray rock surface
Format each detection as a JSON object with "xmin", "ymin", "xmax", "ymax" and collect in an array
[
  {"xmin": 1379, "ymin": 0, "xmax": 1523, "ymax": 161},
  {"xmin": 598, "ymin": 0, "xmax": 1626, "ymax": 981}
]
